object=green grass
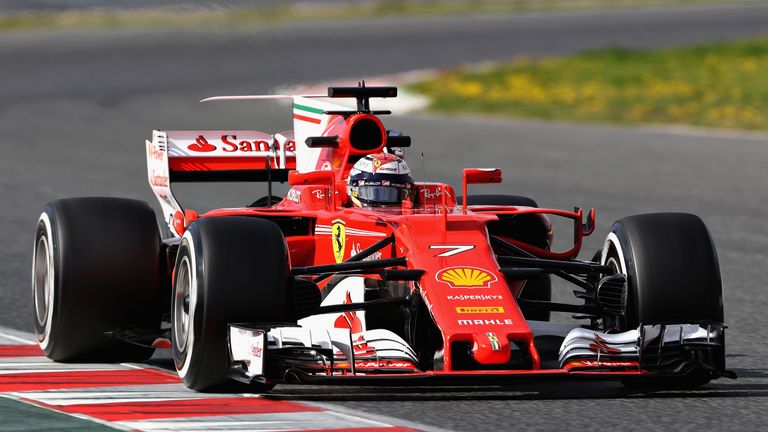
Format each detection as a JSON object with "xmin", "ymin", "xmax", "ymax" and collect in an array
[
  {"xmin": 0, "ymin": 0, "xmax": 755, "ymax": 33},
  {"xmin": 409, "ymin": 37, "xmax": 768, "ymax": 130}
]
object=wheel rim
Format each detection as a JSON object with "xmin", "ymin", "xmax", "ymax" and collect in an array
[
  {"xmin": 606, "ymin": 257, "xmax": 622, "ymax": 273},
  {"xmin": 33, "ymin": 235, "xmax": 53, "ymax": 327},
  {"xmin": 174, "ymin": 256, "xmax": 193, "ymax": 352}
]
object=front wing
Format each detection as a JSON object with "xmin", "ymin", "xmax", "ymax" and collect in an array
[{"xmin": 227, "ymin": 322, "xmax": 728, "ymax": 385}]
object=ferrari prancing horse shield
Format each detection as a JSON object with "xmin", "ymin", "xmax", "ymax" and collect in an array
[{"xmin": 332, "ymin": 220, "xmax": 346, "ymax": 263}]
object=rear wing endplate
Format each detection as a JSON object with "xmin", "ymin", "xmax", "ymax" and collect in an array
[{"xmin": 146, "ymin": 130, "xmax": 296, "ymax": 236}]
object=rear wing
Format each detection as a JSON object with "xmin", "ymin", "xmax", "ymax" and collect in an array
[
  {"xmin": 146, "ymin": 130, "xmax": 295, "ymax": 236},
  {"xmin": 149, "ymin": 84, "xmax": 397, "ymax": 236},
  {"xmin": 198, "ymin": 92, "xmax": 369, "ymax": 173}
]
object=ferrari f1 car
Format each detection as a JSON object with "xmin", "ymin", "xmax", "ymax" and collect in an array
[{"xmin": 32, "ymin": 84, "xmax": 733, "ymax": 392}]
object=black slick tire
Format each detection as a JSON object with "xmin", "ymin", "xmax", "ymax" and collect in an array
[
  {"xmin": 172, "ymin": 216, "xmax": 291, "ymax": 392},
  {"xmin": 602, "ymin": 212, "xmax": 724, "ymax": 388},
  {"xmin": 32, "ymin": 197, "xmax": 162, "ymax": 361}
]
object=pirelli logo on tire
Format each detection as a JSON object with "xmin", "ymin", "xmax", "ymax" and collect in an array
[{"xmin": 455, "ymin": 306, "xmax": 505, "ymax": 314}]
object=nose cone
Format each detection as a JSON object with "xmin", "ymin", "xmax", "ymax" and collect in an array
[{"xmin": 472, "ymin": 331, "xmax": 511, "ymax": 365}]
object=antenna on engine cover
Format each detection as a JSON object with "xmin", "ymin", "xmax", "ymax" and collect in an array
[
  {"xmin": 421, "ymin": 152, "xmax": 427, "ymax": 181},
  {"xmin": 358, "ymin": 80, "xmax": 369, "ymax": 112}
]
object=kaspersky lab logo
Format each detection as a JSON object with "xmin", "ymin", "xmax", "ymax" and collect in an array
[{"xmin": 436, "ymin": 266, "xmax": 497, "ymax": 288}]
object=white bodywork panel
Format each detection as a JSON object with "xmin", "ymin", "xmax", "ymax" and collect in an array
[
  {"xmin": 229, "ymin": 325, "xmax": 419, "ymax": 380},
  {"xmin": 298, "ymin": 276, "xmax": 366, "ymax": 333},
  {"xmin": 163, "ymin": 130, "xmax": 278, "ymax": 159},
  {"xmin": 558, "ymin": 324, "xmax": 720, "ymax": 366},
  {"xmin": 292, "ymin": 96, "xmax": 351, "ymax": 172},
  {"xmin": 230, "ymin": 276, "xmax": 419, "ymax": 379},
  {"xmin": 229, "ymin": 326, "xmax": 267, "ymax": 376},
  {"xmin": 146, "ymin": 130, "xmax": 183, "ymax": 234}
]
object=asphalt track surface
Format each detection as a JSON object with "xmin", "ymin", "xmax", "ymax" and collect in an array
[{"xmin": 1, "ymin": 3, "xmax": 768, "ymax": 431}]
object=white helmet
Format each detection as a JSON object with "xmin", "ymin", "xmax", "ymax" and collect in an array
[{"xmin": 347, "ymin": 153, "xmax": 414, "ymax": 207}]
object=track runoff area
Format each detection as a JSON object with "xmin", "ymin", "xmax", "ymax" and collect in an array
[{"xmin": 0, "ymin": 328, "xmax": 432, "ymax": 432}]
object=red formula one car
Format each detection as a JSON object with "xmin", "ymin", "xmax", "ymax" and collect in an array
[{"xmin": 31, "ymin": 85, "xmax": 732, "ymax": 392}]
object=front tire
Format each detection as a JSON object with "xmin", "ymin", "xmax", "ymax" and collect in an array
[
  {"xmin": 601, "ymin": 213, "xmax": 724, "ymax": 388},
  {"xmin": 32, "ymin": 198, "xmax": 162, "ymax": 361},
  {"xmin": 172, "ymin": 216, "xmax": 292, "ymax": 392}
]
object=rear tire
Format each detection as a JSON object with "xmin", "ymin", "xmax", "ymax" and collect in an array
[
  {"xmin": 464, "ymin": 194, "xmax": 551, "ymax": 321},
  {"xmin": 32, "ymin": 198, "xmax": 161, "ymax": 361},
  {"xmin": 172, "ymin": 216, "xmax": 291, "ymax": 392},
  {"xmin": 601, "ymin": 213, "xmax": 724, "ymax": 388}
]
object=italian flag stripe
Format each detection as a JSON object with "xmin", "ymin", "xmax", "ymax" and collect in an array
[
  {"xmin": 293, "ymin": 113, "xmax": 321, "ymax": 124},
  {"xmin": 293, "ymin": 103, "xmax": 324, "ymax": 115}
]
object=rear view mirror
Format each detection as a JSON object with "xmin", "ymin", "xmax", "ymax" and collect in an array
[
  {"xmin": 463, "ymin": 168, "xmax": 503, "ymax": 184},
  {"xmin": 462, "ymin": 168, "xmax": 503, "ymax": 212}
]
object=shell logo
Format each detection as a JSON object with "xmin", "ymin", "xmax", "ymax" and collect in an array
[{"xmin": 436, "ymin": 266, "xmax": 497, "ymax": 288}]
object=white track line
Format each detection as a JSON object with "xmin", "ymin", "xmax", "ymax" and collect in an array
[
  {"xmin": 303, "ymin": 401, "xmax": 454, "ymax": 432},
  {"xmin": 322, "ymin": 409, "xmax": 390, "ymax": 428},
  {"xmin": 0, "ymin": 368, "xmax": 131, "ymax": 375},
  {"xmin": 0, "ymin": 326, "xmax": 448, "ymax": 432},
  {"xmin": 0, "ymin": 330, "xmax": 36, "ymax": 345},
  {"xmin": 117, "ymin": 411, "xmax": 386, "ymax": 431}
]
